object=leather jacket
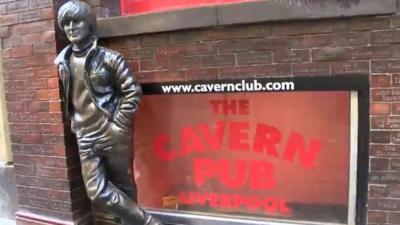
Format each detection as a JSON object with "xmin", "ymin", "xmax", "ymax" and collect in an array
[{"xmin": 54, "ymin": 39, "xmax": 141, "ymax": 131}]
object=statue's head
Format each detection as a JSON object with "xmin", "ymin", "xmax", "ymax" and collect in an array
[{"xmin": 58, "ymin": 0, "xmax": 97, "ymax": 46}]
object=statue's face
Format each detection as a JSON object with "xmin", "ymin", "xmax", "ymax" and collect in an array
[{"xmin": 63, "ymin": 18, "xmax": 91, "ymax": 45}]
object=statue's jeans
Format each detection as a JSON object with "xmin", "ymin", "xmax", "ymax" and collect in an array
[{"xmin": 77, "ymin": 125, "xmax": 148, "ymax": 225}]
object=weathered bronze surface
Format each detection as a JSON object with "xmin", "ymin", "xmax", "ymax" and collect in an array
[{"xmin": 55, "ymin": 1, "xmax": 164, "ymax": 225}]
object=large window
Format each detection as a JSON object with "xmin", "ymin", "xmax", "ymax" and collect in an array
[{"xmin": 132, "ymin": 76, "xmax": 369, "ymax": 225}]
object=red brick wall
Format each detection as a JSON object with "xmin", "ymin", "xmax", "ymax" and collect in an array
[
  {"xmin": 100, "ymin": 10, "xmax": 400, "ymax": 225},
  {"xmin": 0, "ymin": 0, "xmax": 90, "ymax": 224}
]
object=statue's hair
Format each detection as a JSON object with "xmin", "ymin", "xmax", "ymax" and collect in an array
[{"xmin": 58, "ymin": 0, "xmax": 96, "ymax": 33}]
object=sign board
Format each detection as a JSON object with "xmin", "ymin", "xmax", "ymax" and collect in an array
[{"xmin": 133, "ymin": 80, "xmax": 357, "ymax": 224}]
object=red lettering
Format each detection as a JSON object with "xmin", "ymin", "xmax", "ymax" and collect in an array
[
  {"xmin": 198, "ymin": 121, "xmax": 225, "ymax": 150},
  {"xmin": 263, "ymin": 197, "xmax": 277, "ymax": 213},
  {"xmin": 209, "ymin": 193, "xmax": 219, "ymax": 208},
  {"xmin": 179, "ymin": 192, "xmax": 195, "ymax": 205},
  {"xmin": 279, "ymin": 198, "xmax": 291, "ymax": 214},
  {"xmin": 229, "ymin": 121, "xmax": 250, "ymax": 151},
  {"xmin": 210, "ymin": 100, "xmax": 249, "ymax": 115},
  {"xmin": 178, "ymin": 192, "xmax": 291, "ymax": 215},
  {"xmin": 283, "ymin": 132, "xmax": 322, "ymax": 169},
  {"xmin": 252, "ymin": 124, "xmax": 281, "ymax": 156},
  {"xmin": 180, "ymin": 127, "xmax": 206, "ymax": 155},
  {"xmin": 193, "ymin": 158, "xmax": 217, "ymax": 187},
  {"xmin": 219, "ymin": 160, "xmax": 247, "ymax": 189},
  {"xmin": 209, "ymin": 100, "xmax": 221, "ymax": 115},
  {"xmin": 194, "ymin": 159, "xmax": 276, "ymax": 189},
  {"xmin": 246, "ymin": 196, "xmax": 261, "ymax": 211},
  {"xmin": 220, "ymin": 194, "xmax": 232, "ymax": 209},
  {"xmin": 238, "ymin": 100, "xmax": 250, "ymax": 115},
  {"xmin": 223, "ymin": 100, "xmax": 237, "ymax": 115},
  {"xmin": 232, "ymin": 195, "xmax": 245, "ymax": 208},
  {"xmin": 250, "ymin": 161, "xmax": 276, "ymax": 189},
  {"xmin": 153, "ymin": 134, "xmax": 177, "ymax": 161},
  {"xmin": 195, "ymin": 192, "xmax": 208, "ymax": 205}
]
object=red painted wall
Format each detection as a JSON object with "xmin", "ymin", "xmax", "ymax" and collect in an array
[{"xmin": 121, "ymin": 0, "xmax": 259, "ymax": 15}]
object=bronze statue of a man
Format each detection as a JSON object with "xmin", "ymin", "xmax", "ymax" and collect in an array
[{"xmin": 55, "ymin": 1, "xmax": 163, "ymax": 225}]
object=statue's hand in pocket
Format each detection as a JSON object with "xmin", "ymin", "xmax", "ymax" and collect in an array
[{"xmin": 93, "ymin": 123, "xmax": 121, "ymax": 154}]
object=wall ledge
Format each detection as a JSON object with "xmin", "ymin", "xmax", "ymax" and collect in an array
[{"xmin": 97, "ymin": 0, "xmax": 397, "ymax": 38}]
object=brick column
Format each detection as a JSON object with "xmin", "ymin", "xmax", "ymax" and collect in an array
[{"xmin": 1, "ymin": 0, "xmax": 91, "ymax": 224}]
